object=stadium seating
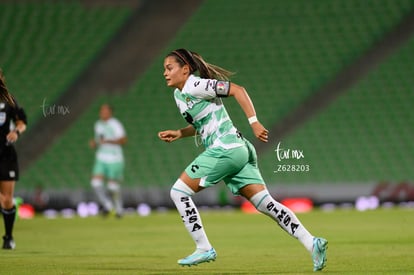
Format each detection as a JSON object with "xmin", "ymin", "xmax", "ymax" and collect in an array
[
  {"xmin": 16, "ymin": 0, "xmax": 414, "ymax": 192},
  {"xmin": 259, "ymin": 36, "xmax": 414, "ymax": 184},
  {"xmin": 0, "ymin": 1, "xmax": 131, "ymax": 125}
]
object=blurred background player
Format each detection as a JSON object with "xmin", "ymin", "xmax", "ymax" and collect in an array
[
  {"xmin": 89, "ymin": 104, "xmax": 127, "ymax": 218},
  {"xmin": 0, "ymin": 69, "xmax": 27, "ymax": 249},
  {"xmin": 158, "ymin": 49, "xmax": 327, "ymax": 271}
]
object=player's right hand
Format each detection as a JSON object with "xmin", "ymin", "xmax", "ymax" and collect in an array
[
  {"xmin": 89, "ymin": 139, "xmax": 97, "ymax": 149},
  {"xmin": 158, "ymin": 130, "xmax": 182, "ymax": 143}
]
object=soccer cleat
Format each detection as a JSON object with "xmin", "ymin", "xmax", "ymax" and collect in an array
[
  {"xmin": 100, "ymin": 208, "xmax": 111, "ymax": 218},
  {"xmin": 2, "ymin": 236, "xmax": 16, "ymax": 250},
  {"xmin": 312, "ymin": 237, "xmax": 328, "ymax": 271},
  {"xmin": 178, "ymin": 248, "xmax": 217, "ymax": 266}
]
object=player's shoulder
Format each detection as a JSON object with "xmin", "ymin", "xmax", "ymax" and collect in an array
[
  {"xmin": 182, "ymin": 75, "xmax": 203, "ymax": 93},
  {"xmin": 186, "ymin": 74, "xmax": 201, "ymax": 85},
  {"xmin": 182, "ymin": 75, "xmax": 217, "ymax": 99},
  {"xmin": 108, "ymin": 117, "xmax": 123, "ymax": 125}
]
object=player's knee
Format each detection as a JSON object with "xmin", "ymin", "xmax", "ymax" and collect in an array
[
  {"xmin": 1, "ymin": 197, "xmax": 14, "ymax": 209},
  {"xmin": 107, "ymin": 181, "xmax": 120, "ymax": 192},
  {"xmin": 170, "ymin": 179, "xmax": 195, "ymax": 202},
  {"xmin": 91, "ymin": 178, "xmax": 103, "ymax": 188}
]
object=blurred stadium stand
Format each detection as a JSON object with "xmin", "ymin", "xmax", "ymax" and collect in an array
[
  {"xmin": 2, "ymin": 0, "xmax": 413, "ymax": 209},
  {"xmin": 0, "ymin": 1, "xmax": 132, "ymax": 124}
]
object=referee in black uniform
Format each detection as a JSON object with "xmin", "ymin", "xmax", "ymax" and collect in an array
[{"xmin": 0, "ymin": 69, "xmax": 27, "ymax": 249}]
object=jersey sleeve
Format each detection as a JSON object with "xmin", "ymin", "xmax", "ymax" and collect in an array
[
  {"xmin": 183, "ymin": 75, "xmax": 230, "ymax": 99},
  {"xmin": 111, "ymin": 119, "xmax": 126, "ymax": 139},
  {"xmin": 11, "ymin": 97, "xmax": 28, "ymax": 125}
]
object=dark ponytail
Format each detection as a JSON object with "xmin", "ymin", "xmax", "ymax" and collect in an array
[{"xmin": 168, "ymin": 49, "xmax": 234, "ymax": 81}]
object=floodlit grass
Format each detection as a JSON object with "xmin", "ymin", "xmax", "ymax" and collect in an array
[{"xmin": 1, "ymin": 208, "xmax": 413, "ymax": 274}]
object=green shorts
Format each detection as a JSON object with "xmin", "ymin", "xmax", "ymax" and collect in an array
[
  {"xmin": 184, "ymin": 139, "xmax": 265, "ymax": 195},
  {"xmin": 92, "ymin": 160, "xmax": 124, "ymax": 181}
]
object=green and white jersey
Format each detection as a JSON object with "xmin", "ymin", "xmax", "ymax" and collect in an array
[
  {"xmin": 94, "ymin": 117, "xmax": 126, "ymax": 163},
  {"xmin": 174, "ymin": 74, "xmax": 244, "ymax": 150}
]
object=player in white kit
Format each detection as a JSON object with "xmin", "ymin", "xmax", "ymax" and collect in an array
[{"xmin": 90, "ymin": 104, "xmax": 127, "ymax": 218}]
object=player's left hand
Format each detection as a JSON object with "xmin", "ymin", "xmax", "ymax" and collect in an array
[
  {"xmin": 6, "ymin": 130, "xmax": 19, "ymax": 144},
  {"xmin": 251, "ymin": 122, "xmax": 269, "ymax": 143}
]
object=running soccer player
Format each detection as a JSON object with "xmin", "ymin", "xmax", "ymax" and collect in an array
[
  {"xmin": 0, "ymin": 69, "xmax": 27, "ymax": 249},
  {"xmin": 158, "ymin": 49, "xmax": 328, "ymax": 271},
  {"xmin": 89, "ymin": 104, "xmax": 127, "ymax": 218}
]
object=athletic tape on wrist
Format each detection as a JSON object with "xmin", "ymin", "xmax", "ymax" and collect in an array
[{"xmin": 248, "ymin": 116, "xmax": 258, "ymax": 125}]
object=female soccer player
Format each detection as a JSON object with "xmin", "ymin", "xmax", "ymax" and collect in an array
[
  {"xmin": 158, "ymin": 49, "xmax": 328, "ymax": 271},
  {"xmin": 0, "ymin": 69, "xmax": 27, "ymax": 249},
  {"xmin": 89, "ymin": 104, "xmax": 127, "ymax": 218}
]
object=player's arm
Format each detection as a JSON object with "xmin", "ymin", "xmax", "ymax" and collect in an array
[
  {"xmin": 6, "ymin": 104, "xmax": 27, "ymax": 144},
  {"xmin": 101, "ymin": 136, "xmax": 127, "ymax": 145},
  {"xmin": 14, "ymin": 119, "xmax": 26, "ymax": 135},
  {"xmin": 100, "ymin": 121, "xmax": 127, "ymax": 145},
  {"xmin": 228, "ymin": 83, "xmax": 268, "ymax": 143},
  {"xmin": 89, "ymin": 125, "xmax": 98, "ymax": 149},
  {"xmin": 158, "ymin": 124, "xmax": 196, "ymax": 143},
  {"xmin": 14, "ymin": 104, "xmax": 27, "ymax": 135}
]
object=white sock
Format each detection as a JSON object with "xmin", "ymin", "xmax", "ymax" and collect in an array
[
  {"xmin": 170, "ymin": 179, "xmax": 212, "ymax": 252},
  {"xmin": 250, "ymin": 189, "xmax": 314, "ymax": 252},
  {"xmin": 108, "ymin": 181, "xmax": 123, "ymax": 215},
  {"xmin": 91, "ymin": 178, "xmax": 113, "ymax": 211}
]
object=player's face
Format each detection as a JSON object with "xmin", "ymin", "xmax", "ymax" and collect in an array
[
  {"xmin": 99, "ymin": 105, "xmax": 112, "ymax": 121},
  {"xmin": 163, "ymin": 56, "xmax": 189, "ymax": 90}
]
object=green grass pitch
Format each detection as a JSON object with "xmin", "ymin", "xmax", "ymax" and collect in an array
[{"xmin": 1, "ymin": 208, "xmax": 413, "ymax": 274}]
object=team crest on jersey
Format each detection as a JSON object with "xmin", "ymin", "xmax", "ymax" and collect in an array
[
  {"xmin": 186, "ymin": 97, "xmax": 195, "ymax": 109},
  {"xmin": 9, "ymin": 170, "xmax": 16, "ymax": 178},
  {"xmin": 0, "ymin": 112, "xmax": 5, "ymax": 126}
]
